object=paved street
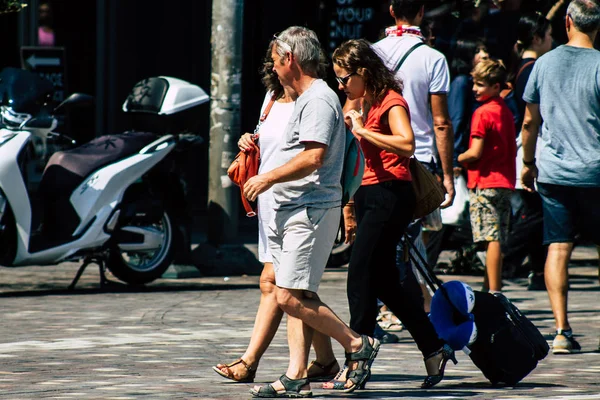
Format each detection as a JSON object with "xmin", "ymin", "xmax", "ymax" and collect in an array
[{"xmin": 0, "ymin": 245, "xmax": 598, "ymax": 399}]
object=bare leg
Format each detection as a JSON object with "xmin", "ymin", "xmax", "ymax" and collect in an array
[
  {"xmin": 312, "ymin": 331, "xmax": 336, "ymax": 365},
  {"xmin": 217, "ymin": 263, "xmax": 339, "ymax": 382},
  {"xmin": 486, "ymin": 241, "xmax": 503, "ymax": 292},
  {"xmin": 277, "ymin": 288, "xmax": 362, "ymax": 351},
  {"xmin": 545, "ymin": 242, "xmax": 573, "ymax": 330},
  {"xmin": 278, "ymin": 289, "xmax": 375, "ymax": 390},
  {"xmin": 287, "ymin": 316, "xmax": 313, "ymax": 378},
  {"xmin": 241, "ymin": 263, "xmax": 283, "ymax": 364},
  {"xmin": 215, "ymin": 263, "xmax": 282, "ymax": 378},
  {"xmin": 255, "ymin": 316, "xmax": 314, "ymax": 393}
]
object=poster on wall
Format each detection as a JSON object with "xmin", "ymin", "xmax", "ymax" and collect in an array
[{"xmin": 326, "ymin": 0, "xmax": 390, "ymax": 57}]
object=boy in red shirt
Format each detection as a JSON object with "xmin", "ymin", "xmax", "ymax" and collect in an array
[{"xmin": 458, "ymin": 59, "xmax": 516, "ymax": 293}]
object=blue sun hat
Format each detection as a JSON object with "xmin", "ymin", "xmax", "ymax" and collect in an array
[{"xmin": 429, "ymin": 281, "xmax": 478, "ymax": 352}]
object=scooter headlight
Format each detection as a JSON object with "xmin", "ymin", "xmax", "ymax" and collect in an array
[{"xmin": 0, "ymin": 106, "xmax": 32, "ymax": 129}]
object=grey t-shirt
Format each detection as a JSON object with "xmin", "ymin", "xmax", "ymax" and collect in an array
[
  {"xmin": 272, "ymin": 79, "xmax": 345, "ymax": 209},
  {"xmin": 523, "ymin": 45, "xmax": 600, "ymax": 187}
]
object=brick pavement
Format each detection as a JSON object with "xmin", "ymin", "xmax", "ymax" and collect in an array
[{"xmin": 0, "ymin": 247, "xmax": 598, "ymax": 399}]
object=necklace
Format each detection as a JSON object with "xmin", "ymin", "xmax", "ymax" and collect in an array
[{"xmin": 385, "ymin": 25, "xmax": 425, "ymax": 41}]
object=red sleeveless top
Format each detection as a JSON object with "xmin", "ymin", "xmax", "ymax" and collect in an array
[{"xmin": 360, "ymin": 90, "xmax": 412, "ymax": 186}]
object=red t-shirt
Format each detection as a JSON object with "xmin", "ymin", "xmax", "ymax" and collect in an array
[
  {"xmin": 360, "ymin": 90, "xmax": 412, "ymax": 186},
  {"xmin": 466, "ymin": 97, "xmax": 517, "ymax": 190}
]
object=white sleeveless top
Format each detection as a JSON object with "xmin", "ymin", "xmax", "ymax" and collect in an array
[{"xmin": 256, "ymin": 92, "xmax": 295, "ymax": 262}]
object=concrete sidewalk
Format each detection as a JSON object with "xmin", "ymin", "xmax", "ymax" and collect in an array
[{"xmin": 0, "ymin": 244, "xmax": 598, "ymax": 399}]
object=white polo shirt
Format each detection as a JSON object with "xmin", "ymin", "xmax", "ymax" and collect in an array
[{"xmin": 373, "ymin": 31, "xmax": 450, "ymax": 163}]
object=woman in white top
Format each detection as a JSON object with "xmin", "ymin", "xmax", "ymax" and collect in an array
[{"xmin": 213, "ymin": 39, "xmax": 340, "ymax": 383}]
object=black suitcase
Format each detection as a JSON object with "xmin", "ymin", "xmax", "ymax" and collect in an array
[
  {"xmin": 468, "ymin": 291, "xmax": 549, "ymax": 385},
  {"xmin": 403, "ymin": 235, "xmax": 549, "ymax": 385}
]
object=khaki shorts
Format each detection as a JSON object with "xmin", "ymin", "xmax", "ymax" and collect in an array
[
  {"xmin": 469, "ymin": 188, "xmax": 512, "ymax": 244},
  {"xmin": 268, "ymin": 206, "xmax": 340, "ymax": 293}
]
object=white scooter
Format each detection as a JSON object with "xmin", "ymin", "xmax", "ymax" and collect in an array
[{"xmin": 0, "ymin": 67, "xmax": 208, "ymax": 288}]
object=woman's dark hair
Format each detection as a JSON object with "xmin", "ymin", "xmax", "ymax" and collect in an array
[
  {"xmin": 450, "ymin": 37, "xmax": 487, "ymax": 77},
  {"xmin": 516, "ymin": 13, "xmax": 551, "ymax": 55},
  {"xmin": 332, "ymin": 39, "xmax": 403, "ymax": 104},
  {"xmin": 260, "ymin": 39, "xmax": 329, "ymax": 99},
  {"xmin": 506, "ymin": 13, "xmax": 550, "ymax": 83}
]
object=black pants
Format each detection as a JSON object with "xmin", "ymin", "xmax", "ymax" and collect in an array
[{"xmin": 347, "ymin": 180, "xmax": 443, "ymax": 357}]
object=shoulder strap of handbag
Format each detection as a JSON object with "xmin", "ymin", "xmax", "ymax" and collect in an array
[
  {"xmin": 394, "ymin": 42, "xmax": 426, "ymax": 73},
  {"xmin": 254, "ymin": 95, "xmax": 277, "ymax": 134},
  {"xmin": 515, "ymin": 60, "xmax": 535, "ymax": 83}
]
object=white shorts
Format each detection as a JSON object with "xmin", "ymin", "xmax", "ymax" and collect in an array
[{"xmin": 268, "ymin": 206, "xmax": 340, "ymax": 293}]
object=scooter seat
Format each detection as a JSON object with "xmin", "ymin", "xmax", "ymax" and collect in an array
[
  {"xmin": 42, "ymin": 131, "xmax": 158, "ymax": 184},
  {"xmin": 36, "ymin": 131, "xmax": 158, "ymax": 240}
]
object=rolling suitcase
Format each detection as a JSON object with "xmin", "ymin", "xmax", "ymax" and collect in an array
[{"xmin": 403, "ymin": 235, "xmax": 549, "ymax": 385}]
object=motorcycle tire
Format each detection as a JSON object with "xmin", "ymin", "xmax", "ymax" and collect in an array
[{"xmin": 106, "ymin": 210, "xmax": 176, "ymax": 285}]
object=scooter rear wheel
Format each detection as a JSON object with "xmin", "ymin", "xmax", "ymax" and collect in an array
[{"xmin": 106, "ymin": 210, "xmax": 175, "ymax": 285}]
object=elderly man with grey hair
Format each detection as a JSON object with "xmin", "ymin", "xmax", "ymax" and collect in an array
[
  {"xmin": 243, "ymin": 26, "xmax": 379, "ymax": 397},
  {"xmin": 521, "ymin": 0, "xmax": 600, "ymax": 354}
]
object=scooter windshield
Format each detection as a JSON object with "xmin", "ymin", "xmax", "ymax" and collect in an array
[{"xmin": 0, "ymin": 67, "xmax": 54, "ymax": 115}]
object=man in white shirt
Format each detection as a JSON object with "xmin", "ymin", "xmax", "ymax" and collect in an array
[
  {"xmin": 373, "ymin": 0, "xmax": 455, "ymax": 205},
  {"xmin": 371, "ymin": 0, "xmax": 455, "ymax": 314}
]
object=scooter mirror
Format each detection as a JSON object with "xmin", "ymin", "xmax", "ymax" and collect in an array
[
  {"xmin": 21, "ymin": 115, "xmax": 57, "ymax": 130},
  {"xmin": 53, "ymin": 93, "xmax": 94, "ymax": 113}
]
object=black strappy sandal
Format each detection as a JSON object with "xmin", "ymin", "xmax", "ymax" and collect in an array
[
  {"xmin": 342, "ymin": 335, "xmax": 381, "ymax": 393},
  {"xmin": 250, "ymin": 374, "xmax": 312, "ymax": 398},
  {"xmin": 421, "ymin": 344, "xmax": 457, "ymax": 389}
]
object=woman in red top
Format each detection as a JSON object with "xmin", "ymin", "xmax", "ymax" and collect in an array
[{"xmin": 326, "ymin": 39, "xmax": 456, "ymax": 391}]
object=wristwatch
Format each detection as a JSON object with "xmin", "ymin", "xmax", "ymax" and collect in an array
[{"xmin": 523, "ymin": 158, "xmax": 536, "ymax": 166}]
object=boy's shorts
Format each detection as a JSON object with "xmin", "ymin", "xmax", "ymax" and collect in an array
[{"xmin": 469, "ymin": 188, "xmax": 513, "ymax": 244}]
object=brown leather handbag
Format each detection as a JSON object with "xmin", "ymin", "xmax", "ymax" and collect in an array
[
  {"xmin": 227, "ymin": 96, "xmax": 276, "ymax": 217},
  {"xmin": 409, "ymin": 158, "xmax": 446, "ymax": 220}
]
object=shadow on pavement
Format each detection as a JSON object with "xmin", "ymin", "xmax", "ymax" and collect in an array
[
  {"xmin": 316, "ymin": 389, "xmax": 484, "ymax": 398},
  {"xmin": 0, "ymin": 282, "xmax": 258, "ymax": 298},
  {"xmin": 451, "ymin": 381, "xmax": 563, "ymax": 390}
]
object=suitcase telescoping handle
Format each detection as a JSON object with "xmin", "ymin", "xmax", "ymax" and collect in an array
[
  {"xmin": 402, "ymin": 233, "xmax": 442, "ymax": 294},
  {"xmin": 402, "ymin": 234, "xmax": 461, "ymax": 315}
]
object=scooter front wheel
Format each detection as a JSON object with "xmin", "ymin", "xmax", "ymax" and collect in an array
[{"xmin": 106, "ymin": 210, "xmax": 175, "ymax": 285}]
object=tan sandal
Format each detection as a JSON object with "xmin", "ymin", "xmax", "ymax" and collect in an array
[
  {"xmin": 307, "ymin": 359, "xmax": 340, "ymax": 382},
  {"xmin": 212, "ymin": 358, "xmax": 256, "ymax": 383},
  {"xmin": 377, "ymin": 310, "xmax": 404, "ymax": 332}
]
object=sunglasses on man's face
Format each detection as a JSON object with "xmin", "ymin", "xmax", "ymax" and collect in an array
[{"xmin": 336, "ymin": 72, "xmax": 356, "ymax": 86}]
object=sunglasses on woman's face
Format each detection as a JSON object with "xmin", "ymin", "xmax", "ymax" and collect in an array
[{"xmin": 336, "ymin": 72, "xmax": 356, "ymax": 86}]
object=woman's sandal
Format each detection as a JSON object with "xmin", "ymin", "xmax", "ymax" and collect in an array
[
  {"xmin": 249, "ymin": 374, "xmax": 312, "ymax": 398},
  {"xmin": 212, "ymin": 358, "xmax": 256, "ymax": 383},
  {"xmin": 377, "ymin": 310, "xmax": 404, "ymax": 332},
  {"xmin": 306, "ymin": 359, "xmax": 340, "ymax": 382},
  {"xmin": 341, "ymin": 335, "xmax": 381, "ymax": 393},
  {"xmin": 322, "ymin": 364, "xmax": 348, "ymax": 390},
  {"xmin": 421, "ymin": 344, "xmax": 458, "ymax": 389}
]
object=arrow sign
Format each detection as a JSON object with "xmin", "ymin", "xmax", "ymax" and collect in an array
[
  {"xmin": 20, "ymin": 47, "xmax": 67, "ymax": 103},
  {"xmin": 26, "ymin": 54, "xmax": 61, "ymax": 69}
]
